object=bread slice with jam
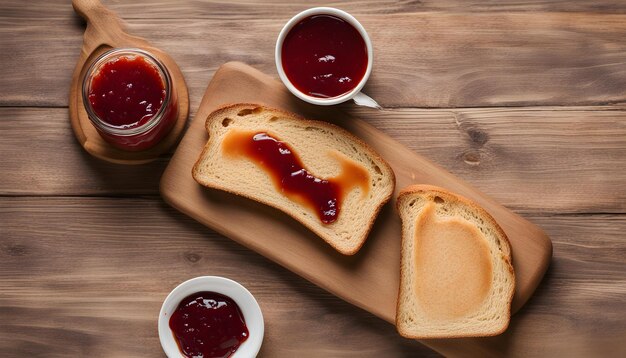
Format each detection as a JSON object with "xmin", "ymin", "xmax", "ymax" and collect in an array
[{"xmin": 192, "ymin": 104, "xmax": 395, "ymax": 255}]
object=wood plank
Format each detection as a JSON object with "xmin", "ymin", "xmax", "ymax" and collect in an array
[
  {"xmin": 0, "ymin": 197, "xmax": 435, "ymax": 358},
  {"xmin": 365, "ymin": 106, "xmax": 626, "ymax": 214},
  {"xmin": 0, "ymin": 197, "xmax": 624, "ymax": 357},
  {"xmin": 2, "ymin": 12, "xmax": 626, "ymax": 107},
  {"xmin": 4, "ymin": 0, "xmax": 626, "ymax": 20},
  {"xmin": 0, "ymin": 107, "xmax": 169, "ymax": 196},
  {"xmin": 1, "ymin": 106, "xmax": 624, "ymax": 214}
]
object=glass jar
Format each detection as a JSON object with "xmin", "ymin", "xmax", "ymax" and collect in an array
[{"xmin": 82, "ymin": 48, "xmax": 178, "ymax": 151}]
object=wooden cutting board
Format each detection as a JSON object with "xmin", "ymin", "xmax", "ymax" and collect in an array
[{"xmin": 160, "ymin": 62, "xmax": 552, "ymax": 356}]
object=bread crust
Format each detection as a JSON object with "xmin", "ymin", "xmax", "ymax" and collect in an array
[
  {"xmin": 192, "ymin": 103, "xmax": 395, "ymax": 255},
  {"xmin": 395, "ymin": 184, "xmax": 515, "ymax": 338}
]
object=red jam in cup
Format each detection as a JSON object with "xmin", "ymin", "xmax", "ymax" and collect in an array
[
  {"xmin": 82, "ymin": 48, "xmax": 178, "ymax": 151},
  {"xmin": 169, "ymin": 291, "xmax": 249, "ymax": 358},
  {"xmin": 281, "ymin": 14, "xmax": 368, "ymax": 98}
]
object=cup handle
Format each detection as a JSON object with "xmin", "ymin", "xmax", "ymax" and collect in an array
[{"xmin": 352, "ymin": 92, "xmax": 382, "ymax": 110}]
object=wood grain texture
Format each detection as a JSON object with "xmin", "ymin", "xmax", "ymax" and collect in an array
[
  {"xmin": 0, "ymin": 197, "xmax": 435, "ymax": 358},
  {"xmin": 1, "ymin": 197, "xmax": 624, "ymax": 357},
  {"xmin": 0, "ymin": 108, "xmax": 170, "ymax": 196},
  {"xmin": 2, "ymin": 106, "xmax": 624, "ymax": 214},
  {"xmin": 2, "ymin": 11, "xmax": 626, "ymax": 107},
  {"xmin": 4, "ymin": 0, "xmax": 626, "ymax": 19}
]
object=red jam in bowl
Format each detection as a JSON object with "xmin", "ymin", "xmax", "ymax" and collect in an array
[
  {"xmin": 281, "ymin": 14, "xmax": 368, "ymax": 98},
  {"xmin": 83, "ymin": 48, "xmax": 178, "ymax": 151},
  {"xmin": 169, "ymin": 291, "xmax": 249, "ymax": 358}
]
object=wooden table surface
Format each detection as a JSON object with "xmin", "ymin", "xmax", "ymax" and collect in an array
[{"xmin": 1, "ymin": 1, "xmax": 625, "ymax": 357}]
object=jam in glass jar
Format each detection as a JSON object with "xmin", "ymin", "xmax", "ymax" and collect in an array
[{"xmin": 82, "ymin": 48, "xmax": 178, "ymax": 151}]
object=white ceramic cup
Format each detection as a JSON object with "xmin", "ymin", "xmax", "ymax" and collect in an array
[
  {"xmin": 275, "ymin": 7, "xmax": 376, "ymax": 106},
  {"xmin": 158, "ymin": 276, "xmax": 264, "ymax": 358}
]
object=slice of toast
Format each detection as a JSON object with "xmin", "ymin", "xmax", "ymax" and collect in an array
[
  {"xmin": 192, "ymin": 104, "xmax": 395, "ymax": 255},
  {"xmin": 396, "ymin": 185, "xmax": 515, "ymax": 338}
]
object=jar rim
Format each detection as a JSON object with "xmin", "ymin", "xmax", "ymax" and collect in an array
[{"xmin": 81, "ymin": 48, "xmax": 172, "ymax": 137}]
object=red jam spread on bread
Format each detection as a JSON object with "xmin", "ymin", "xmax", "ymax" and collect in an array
[
  {"xmin": 88, "ymin": 55, "xmax": 165, "ymax": 128},
  {"xmin": 222, "ymin": 130, "xmax": 369, "ymax": 224},
  {"xmin": 169, "ymin": 291, "xmax": 249, "ymax": 358},
  {"xmin": 281, "ymin": 14, "xmax": 368, "ymax": 98}
]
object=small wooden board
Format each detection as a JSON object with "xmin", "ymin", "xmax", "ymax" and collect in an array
[
  {"xmin": 69, "ymin": 0, "xmax": 189, "ymax": 165},
  {"xmin": 160, "ymin": 62, "xmax": 552, "ymax": 355}
]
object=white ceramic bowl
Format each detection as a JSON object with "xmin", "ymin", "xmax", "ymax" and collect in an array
[
  {"xmin": 158, "ymin": 276, "xmax": 264, "ymax": 358},
  {"xmin": 275, "ymin": 7, "xmax": 373, "ymax": 106}
]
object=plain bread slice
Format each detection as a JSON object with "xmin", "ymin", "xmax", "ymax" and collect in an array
[{"xmin": 396, "ymin": 184, "xmax": 515, "ymax": 338}]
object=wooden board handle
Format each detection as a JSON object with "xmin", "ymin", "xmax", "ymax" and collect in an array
[{"xmin": 72, "ymin": 0, "xmax": 124, "ymax": 42}]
